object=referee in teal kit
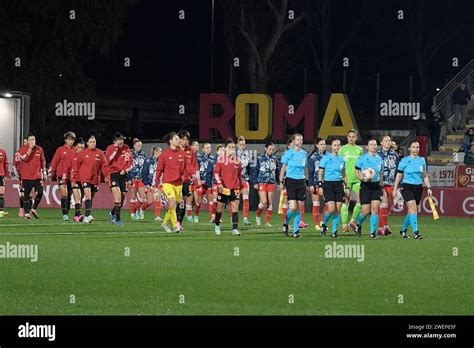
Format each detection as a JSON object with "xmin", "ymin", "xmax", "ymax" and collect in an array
[{"xmin": 279, "ymin": 133, "xmax": 308, "ymax": 238}]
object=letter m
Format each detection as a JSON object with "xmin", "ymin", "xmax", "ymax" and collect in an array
[{"xmin": 273, "ymin": 94, "xmax": 316, "ymax": 141}]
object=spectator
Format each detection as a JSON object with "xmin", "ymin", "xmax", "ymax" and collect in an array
[
  {"xmin": 427, "ymin": 105, "xmax": 445, "ymax": 151},
  {"xmin": 464, "ymin": 127, "xmax": 474, "ymax": 153},
  {"xmin": 452, "ymin": 83, "xmax": 471, "ymax": 132},
  {"xmin": 464, "ymin": 143, "xmax": 474, "ymax": 165},
  {"xmin": 415, "ymin": 112, "xmax": 430, "ymax": 156}
]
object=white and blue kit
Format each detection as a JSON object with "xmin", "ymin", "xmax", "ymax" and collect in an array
[
  {"xmin": 141, "ymin": 156, "xmax": 157, "ymax": 187},
  {"xmin": 377, "ymin": 148, "xmax": 398, "ymax": 186},
  {"xmin": 197, "ymin": 153, "xmax": 216, "ymax": 188},
  {"xmin": 307, "ymin": 150, "xmax": 326, "ymax": 188},
  {"xmin": 251, "ymin": 153, "xmax": 279, "ymax": 185},
  {"xmin": 128, "ymin": 150, "xmax": 148, "ymax": 181}
]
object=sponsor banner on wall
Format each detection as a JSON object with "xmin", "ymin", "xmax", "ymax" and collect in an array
[
  {"xmin": 427, "ymin": 165, "xmax": 455, "ymax": 187},
  {"xmin": 455, "ymin": 165, "xmax": 474, "ymax": 188},
  {"xmin": 3, "ymin": 181, "xmax": 473, "ymax": 218}
]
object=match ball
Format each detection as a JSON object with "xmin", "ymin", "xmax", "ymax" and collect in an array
[{"xmin": 361, "ymin": 168, "xmax": 375, "ymax": 182}]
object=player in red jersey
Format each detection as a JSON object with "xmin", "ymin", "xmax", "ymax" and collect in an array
[
  {"xmin": 0, "ymin": 138, "xmax": 12, "ymax": 218},
  {"xmin": 13, "ymin": 137, "xmax": 32, "ymax": 218},
  {"xmin": 18, "ymin": 134, "xmax": 46, "ymax": 220},
  {"xmin": 106, "ymin": 132, "xmax": 133, "ymax": 226},
  {"xmin": 68, "ymin": 138, "xmax": 85, "ymax": 222},
  {"xmin": 153, "ymin": 132, "xmax": 186, "ymax": 233},
  {"xmin": 49, "ymin": 131, "xmax": 76, "ymax": 221},
  {"xmin": 213, "ymin": 138, "xmax": 243, "ymax": 236},
  {"xmin": 186, "ymin": 140, "xmax": 200, "ymax": 222},
  {"xmin": 210, "ymin": 144, "xmax": 224, "ymax": 222},
  {"xmin": 71, "ymin": 135, "xmax": 109, "ymax": 223},
  {"xmin": 176, "ymin": 130, "xmax": 200, "ymax": 230}
]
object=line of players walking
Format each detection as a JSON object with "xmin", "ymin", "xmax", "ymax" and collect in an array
[{"xmin": 0, "ymin": 129, "xmax": 432, "ymax": 239}]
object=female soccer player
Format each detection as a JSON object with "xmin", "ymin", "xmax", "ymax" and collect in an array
[
  {"xmin": 307, "ymin": 137, "xmax": 326, "ymax": 230},
  {"xmin": 236, "ymin": 136, "xmax": 252, "ymax": 225},
  {"xmin": 186, "ymin": 140, "xmax": 200, "ymax": 222},
  {"xmin": 128, "ymin": 138, "xmax": 148, "ymax": 220},
  {"xmin": 354, "ymin": 139, "xmax": 384, "ymax": 238},
  {"xmin": 376, "ymin": 135, "xmax": 398, "ymax": 235},
  {"xmin": 140, "ymin": 146, "xmax": 162, "ymax": 221},
  {"xmin": 339, "ymin": 129, "xmax": 363, "ymax": 233},
  {"xmin": 19, "ymin": 134, "xmax": 46, "ymax": 220},
  {"xmin": 71, "ymin": 135, "xmax": 109, "ymax": 224},
  {"xmin": 153, "ymin": 132, "xmax": 186, "ymax": 233},
  {"xmin": 318, "ymin": 138, "xmax": 350, "ymax": 238},
  {"xmin": 392, "ymin": 141, "xmax": 432, "ymax": 239},
  {"xmin": 279, "ymin": 138, "xmax": 293, "ymax": 229},
  {"xmin": 194, "ymin": 143, "xmax": 215, "ymax": 223},
  {"xmin": 213, "ymin": 138, "xmax": 243, "ymax": 236},
  {"xmin": 106, "ymin": 132, "xmax": 133, "ymax": 225},
  {"xmin": 68, "ymin": 138, "xmax": 85, "ymax": 222},
  {"xmin": 0, "ymin": 138, "xmax": 11, "ymax": 218},
  {"xmin": 210, "ymin": 144, "xmax": 224, "ymax": 222},
  {"xmin": 252, "ymin": 142, "xmax": 279, "ymax": 227},
  {"xmin": 13, "ymin": 137, "xmax": 31, "ymax": 218},
  {"xmin": 49, "ymin": 131, "xmax": 76, "ymax": 220},
  {"xmin": 279, "ymin": 133, "xmax": 308, "ymax": 238}
]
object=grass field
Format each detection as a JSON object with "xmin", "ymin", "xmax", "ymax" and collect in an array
[{"xmin": 0, "ymin": 208, "xmax": 472, "ymax": 315}]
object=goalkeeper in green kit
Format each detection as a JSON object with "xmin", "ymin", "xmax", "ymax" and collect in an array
[{"xmin": 339, "ymin": 129, "xmax": 364, "ymax": 233}]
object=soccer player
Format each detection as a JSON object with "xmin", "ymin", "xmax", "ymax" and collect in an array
[
  {"xmin": 339, "ymin": 129, "xmax": 363, "ymax": 233},
  {"xmin": 307, "ymin": 137, "xmax": 327, "ymax": 231},
  {"xmin": 213, "ymin": 138, "xmax": 243, "ymax": 236},
  {"xmin": 393, "ymin": 141, "xmax": 433, "ymax": 240},
  {"xmin": 106, "ymin": 132, "xmax": 133, "ymax": 226},
  {"xmin": 236, "ymin": 136, "xmax": 252, "ymax": 225},
  {"xmin": 141, "ymin": 146, "xmax": 163, "ymax": 221},
  {"xmin": 210, "ymin": 144, "xmax": 224, "ymax": 222},
  {"xmin": 186, "ymin": 140, "xmax": 200, "ymax": 222},
  {"xmin": 19, "ymin": 134, "xmax": 46, "ymax": 220},
  {"xmin": 279, "ymin": 138, "xmax": 293, "ymax": 229},
  {"xmin": 176, "ymin": 130, "xmax": 199, "ymax": 229},
  {"xmin": 153, "ymin": 132, "xmax": 186, "ymax": 233},
  {"xmin": 0, "ymin": 138, "xmax": 12, "ymax": 218},
  {"xmin": 354, "ymin": 139, "xmax": 384, "ymax": 238},
  {"xmin": 49, "ymin": 131, "xmax": 76, "ymax": 220},
  {"xmin": 279, "ymin": 133, "xmax": 308, "ymax": 238},
  {"xmin": 68, "ymin": 138, "xmax": 85, "ymax": 222},
  {"xmin": 194, "ymin": 143, "xmax": 215, "ymax": 223},
  {"xmin": 318, "ymin": 138, "xmax": 350, "ymax": 238},
  {"xmin": 252, "ymin": 142, "xmax": 279, "ymax": 227},
  {"xmin": 13, "ymin": 137, "xmax": 31, "ymax": 218},
  {"xmin": 128, "ymin": 138, "xmax": 148, "ymax": 220},
  {"xmin": 72, "ymin": 135, "xmax": 109, "ymax": 223},
  {"xmin": 376, "ymin": 135, "xmax": 398, "ymax": 235}
]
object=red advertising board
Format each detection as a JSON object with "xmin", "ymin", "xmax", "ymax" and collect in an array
[{"xmin": 455, "ymin": 165, "xmax": 474, "ymax": 188}]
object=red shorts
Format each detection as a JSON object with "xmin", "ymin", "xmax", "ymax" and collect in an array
[
  {"xmin": 383, "ymin": 185, "xmax": 393, "ymax": 197},
  {"xmin": 145, "ymin": 185, "xmax": 162, "ymax": 194},
  {"xmin": 131, "ymin": 179, "xmax": 145, "ymax": 189},
  {"xmin": 241, "ymin": 181, "xmax": 250, "ymax": 190},
  {"xmin": 258, "ymin": 183, "xmax": 275, "ymax": 192},
  {"xmin": 196, "ymin": 184, "xmax": 210, "ymax": 195}
]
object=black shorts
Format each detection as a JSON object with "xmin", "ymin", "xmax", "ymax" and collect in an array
[
  {"xmin": 285, "ymin": 178, "xmax": 306, "ymax": 201},
  {"xmin": 217, "ymin": 189, "xmax": 240, "ymax": 204},
  {"xmin": 360, "ymin": 182, "xmax": 383, "ymax": 205},
  {"xmin": 82, "ymin": 182, "xmax": 99, "ymax": 193},
  {"xmin": 182, "ymin": 180, "xmax": 192, "ymax": 198},
  {"xmin": 322, "ymin": 181, "xmax": 344, "ymax": 202},
  {"xmin": 401, "ymin": 183, "xmax": 423, "ymax": 205},
  {"xmin": 23, "ymin": 179, "xmax": 43, "ymax": 195},
  {"xmin": 110, "ymin": 172, "xmax": 128, "ymax": 192},
  {"xmin": 0, "ymin": 176, "xmax": 4, "ymax": 187}
]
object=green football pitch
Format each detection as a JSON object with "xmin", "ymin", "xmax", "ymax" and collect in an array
[{"xmin": 0, "ymin": 209, "xmax": 472, "ymax": 315}]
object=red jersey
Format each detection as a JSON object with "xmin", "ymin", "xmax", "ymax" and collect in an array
[
  {"xmin": 213, "ymin": 155, "xmax": 242, "ymax": 190},
  {"xmin": 19, "ymin": 144, "xmax": 46, "ymax": 180},
  {"xmin": 182, "ymin": 145, "xmax": 199, "ymax": 182},
  {"xmin": 105, "ymin": 144, "xmax": 133, "ymax": 174},
  {"xmin": 67, "ymin": 150, "xmax": 82, "ymax": 182},
  {"xmin": 0, "ymin": 149, "xmax": 11, "ymax": 178},
  {"xmin": 72, "ymin": 148, "xmax": 108, "ymax": 186},
  {"xmin": 49, "ymin": 144, "xmax": 76, "ymax": 180},
  {"xmin": 153, "ymin": 147, "xmax": 186, "ymax": 186}
]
